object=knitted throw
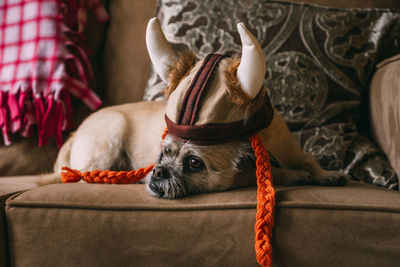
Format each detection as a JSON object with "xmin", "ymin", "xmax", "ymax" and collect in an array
[{"xmin": 0, "ymin": 0, "xmax": 108, "ymax": 146}]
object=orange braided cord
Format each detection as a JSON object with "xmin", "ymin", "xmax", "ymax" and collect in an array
[
  {"xmin": 161, "ymin": 126, "xmax": 168, "ymax": 140},
  {"xmin": 250, "ymin": 133, "xmax": 275, "ymax": 267},
  {"xmin": 61, "ymin": 165, "xmax": 154, "ymax": 184},
  {"xmin": 61, "ymin": 127, "xmax": 169, "ymax": 184}
]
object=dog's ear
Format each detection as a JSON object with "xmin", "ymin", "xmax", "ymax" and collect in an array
[
  {"xmin": 234, "ymin": 145, "xmax": 256, "ymax": 172},
  {"xmin": 164, "ymin": 51, "xmax": 197, "ymax": 98},
  {"xmin": 232, "ymin": 145, "xmax": 257, "ymax": 187},
  {"xmin": 224, "ymin": 56, "xmax": 267, "ymax": 118}
]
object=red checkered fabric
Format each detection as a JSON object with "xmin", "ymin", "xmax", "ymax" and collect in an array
[{"xmin": 0, "ymin": 0, "xmax": 108, "ymax": 147}]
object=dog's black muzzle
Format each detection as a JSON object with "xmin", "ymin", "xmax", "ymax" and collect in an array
[{"xmin": 148, "ymin": 166, "xmax": 188, "ymax": 199}]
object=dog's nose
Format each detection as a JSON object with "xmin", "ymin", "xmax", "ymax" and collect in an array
[{"xmin": 153, "ymin": 166, "xmax": 170, "ymax": 180}]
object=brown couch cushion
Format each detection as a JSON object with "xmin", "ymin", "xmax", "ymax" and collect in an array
[
  {"xmin": 101, "ymin": 0, "xmax": 157, "ymax": 105},
  {"xmin": 6, "ymin": 181, "xmax": 400, "ymax": 266},
  {"xmin": 0, "ymin": 176, "xmax": 38, "ymax": 267},
  {"xmin": 370, "ymin": 55, "xmax": 400, "ymax": 180},
  {"xmin": 0, "ymin": 136, "xmax": 58, "ymax": 176}
]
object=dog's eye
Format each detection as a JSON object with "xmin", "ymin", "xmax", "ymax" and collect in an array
[
  {"xmin": 163, "ymin": 147, "xmax": 172, "ymax": 155},
  {"xmin": 185, "ymin": 157, "xmax": 204, "ymax": 171}
]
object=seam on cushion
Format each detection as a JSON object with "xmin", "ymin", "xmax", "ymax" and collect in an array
[
  {"xmin": 278, "ymin": 201, "xmax": 400, "ymax": 213},
  {"xmin": 5, "ymin": 200, "xmax": 400, "ymax": 213},
  {"xmin": 5, "ymin": 201, "xmax": 258, "ymax": 211}
]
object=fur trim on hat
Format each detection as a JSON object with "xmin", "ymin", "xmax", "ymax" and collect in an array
[
  {"xmin": 165, "ymin": 52, "xmax": 266, "ymax": 119},
  {"xmin": 223, "ymin": 56, "xmax": 267, "ymax": 119},
  {"xmin": 164, "ymin": 51, "xmax": 197, "ymax": 97}
]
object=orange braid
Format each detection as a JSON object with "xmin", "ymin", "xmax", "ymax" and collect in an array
[
  {"xmin": 61, "ymin": 127, "xmax": 169, "ymax": 184},
  {"xmin": 250, "ymin": 133, "xmax": 275, "ymax": 267}
]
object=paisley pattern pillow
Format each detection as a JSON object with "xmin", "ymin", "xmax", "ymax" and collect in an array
[{"xmin": 144, "ymin": 0, "xmax": 400, "ymax": 190}]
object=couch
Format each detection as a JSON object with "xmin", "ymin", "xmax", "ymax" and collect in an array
[{"xmin": 1, "ymin": 0, "xmax": 400, "ymax": 266}]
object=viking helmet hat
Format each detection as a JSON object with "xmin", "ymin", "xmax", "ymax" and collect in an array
[{"xmin": 146, "ymin": 18, "xmax": 274, "ymax": 144}]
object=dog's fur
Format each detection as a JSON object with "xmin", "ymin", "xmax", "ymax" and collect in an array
[
  {"xmin": 39, "ymin": 54, "xmax": 347, "ymax": 198},
  {"xmin": 39, "ymin": 102, "xmax": 346, "ymax": 198}
]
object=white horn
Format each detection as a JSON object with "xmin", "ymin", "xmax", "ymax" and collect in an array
[
  {"xmin": 236, "ymin": 23, "xmax": 266, "ymax": 99},
  {"xmin": 146, "ymin": 18, "xmax": 177, "ymax": 83}
]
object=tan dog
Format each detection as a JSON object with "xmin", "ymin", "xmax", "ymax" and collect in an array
[{"xmin": 39, "ymin": 19, "xmax": 346, "ymax": 198}]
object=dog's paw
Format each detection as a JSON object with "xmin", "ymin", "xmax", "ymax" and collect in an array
[
  {"xmin": 291, "ymin": 170, "xmax": 313, "ymax": 185},
  {"xmin": 313, "ymin": 171, "xmax": 348, "ymax": 186},
  {"xmin": 273, "ymin": 169, "xmax": 313, "ymax": 186}
]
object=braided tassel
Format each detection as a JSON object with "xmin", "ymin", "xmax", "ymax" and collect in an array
[
  {"xmin": 61, "ymin": 127, "xmax": 168, "ymax": 184},
  {"xmin": 250, "ymin": 133, "xmax": 275, "ymax": 267},
  {"xmin": 61, "ymin": 165, "xmax": 154, "ymax": 183}
]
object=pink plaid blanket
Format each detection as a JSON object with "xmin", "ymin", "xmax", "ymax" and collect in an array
[{"xmin": 0, "ymin": 0, "xmax": 108, "ymax": 147}]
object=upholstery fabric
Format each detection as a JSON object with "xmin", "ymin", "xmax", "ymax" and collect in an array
[
  {"xmin": 0, "ymin": 176, "xmax": 38, "ymax": 267},
  {"xmin": 143, "ymin": 0, "xmax": 400, "ymax": 190},
  {"xmin": 280, "ymin": 0, "xmax": 400, "ymax": 8},
  {"xmin": 0, "ymin": 135, "xmax": 58, "ymax": 175},
  {"xmin": 370, "ymin": 55, "xmax": 400, "ymax": 180},
  {"xmin": 5, "ymin": 182, "xmax": 400, "ymax": 266},
  {"xmin": 102, "ymin": 0, "xmax": 157, "ymax": 105}
]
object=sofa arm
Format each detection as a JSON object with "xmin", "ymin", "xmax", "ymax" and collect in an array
[{"xmin": 370, "ymin": 55, "xmax": 400, "ymax": 177}]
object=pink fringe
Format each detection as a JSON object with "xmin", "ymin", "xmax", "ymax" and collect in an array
[
  {"xmin": 0, "ymin": 90, "xmax": 73, "ymax": 148},
  {"xmin": 0, "ymin": 0, "xmax": 108, "ymax": 147}
]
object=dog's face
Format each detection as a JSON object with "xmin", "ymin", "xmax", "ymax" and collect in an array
[{"xmin": 145, "ymin": 135, "xmax": 257, "ymax": 199}]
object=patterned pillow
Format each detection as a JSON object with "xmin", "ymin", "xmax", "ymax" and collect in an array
[{"xmin": 144, "ymin": 0, "xmax": 400, "ymax": 190}]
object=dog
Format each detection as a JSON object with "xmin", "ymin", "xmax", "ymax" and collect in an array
[{"xmin": 39, "ymin": 19, "xmax": 347, "ymax": 199}]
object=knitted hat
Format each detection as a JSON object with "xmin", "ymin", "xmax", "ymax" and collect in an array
[{"xmin": 146, "ymin": 18, "xmax": 274, "ymax": 145}]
